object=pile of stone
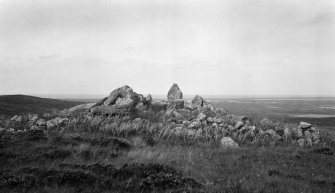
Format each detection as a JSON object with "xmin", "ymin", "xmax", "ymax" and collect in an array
[
  {"xmin": 1, "ymin": 113, "xmax": 70, "ymax": 133},
  {"xmin": 90, "ymin": 85, "xmax": 152, "ymax": 116},
  {"xmin": 86, "ymin": 83, "xmax": 321, "ymax": 149},
  {"xmin": 290, "ymin": 122, "xmax": 320, "ymax": 148},
  {"xmin": 1, "ymin": 83, "xmax": 322, "ymax": 149}
]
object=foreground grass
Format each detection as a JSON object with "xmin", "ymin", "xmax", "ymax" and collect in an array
[{"xmin": 1, "ymin": 125, "xmax": 335, "ymax": 193}]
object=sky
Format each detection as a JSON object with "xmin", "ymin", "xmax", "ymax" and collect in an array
[{"xmin": 0, "ymin": 0, "xmax": 334, "ymax": 97}]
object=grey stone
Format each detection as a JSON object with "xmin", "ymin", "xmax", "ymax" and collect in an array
[
  {"xmin": 207, "ymin": 117, "xmax": 214, "ymax": 123},
  {"xmin": 284, "ymin": 127, "xmax": 292, "ymax": 141},
  {"xmin": 36, "ymin": 119, "xmax": 46, "ymax": 126},
  {"xmin": 234, "ymin": 121, "xmax": 244, "ymax": 130},
  {"xmin": 103, "ymin": 85, "xmax": 139, "ymax": 106},
  {"xmin": 167, "ymin": 83, "xmax": 183, "ymax": 101},
  {"xmin": 299, "ymin": 122, "xmax": 312, "ymax": 130},
  {"xmin": 220, "ymin": 137, "xmax": 239, "ymax": 149},
  {"xmin": 192, "ymin": 95, "xmax": 204, "ymax": 107},
  {"xmin": 197, "ymin": 112, "xmax": 207, "ymax": 122}
]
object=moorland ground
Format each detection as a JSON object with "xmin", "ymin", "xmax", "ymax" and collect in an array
[{"xmin": 0, "ymin": 96, "xmax": 335, "ymax": 193}]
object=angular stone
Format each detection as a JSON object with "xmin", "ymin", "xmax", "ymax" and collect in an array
[
  {"xmin": 265, "ymin": 129, "xmax": 282, "ymax": 140},
  {"xmin": 103, "ymin": 85, "xmax": 139, "ymax": 106},
  {"xmin": 36, "ymin": 119, "xmax": 46, "ymax": 126},
  {"xmin": 196, "ymin": 112, "xmax": 207, "ymax": 122},
  {"xmin": 192, "ymin": 95, "xmax": 204, "ymax": 107},
  {"xmin": 207, "ymin": 117, "xmax": 214, "ymax": 123},
  {"xmin": 299, "ymin": 122, "xmax": 312, "ymax": 130},
  {"xmin": 234, "ymin": 121, "xmax": 244, "ymax": 130},
  {"xmin": 167, "ymin": 83, "xmax": 183, "ymax": 101}
]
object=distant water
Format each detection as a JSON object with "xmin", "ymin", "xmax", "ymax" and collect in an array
[{"xmin": 289, "ymin": 114, "xmax": 335, "ymax": 118}]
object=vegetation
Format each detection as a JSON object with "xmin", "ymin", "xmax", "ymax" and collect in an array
[
  {"xmin": 1, "ymin": 111, "xmax": 335, "ymax": 193},
  {"xmin": 0, "ymin": 95, "xmax": 83, "ymax": 116}
]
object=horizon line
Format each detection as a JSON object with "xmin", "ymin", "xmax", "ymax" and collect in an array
[{"xmin": 2, "ymin": 93, "xmax": 335, "ymax": 99}]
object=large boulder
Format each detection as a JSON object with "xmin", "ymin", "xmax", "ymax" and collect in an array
[
  {"xmin": 90, "ymin": 85, "xmax": 151, "ymax": 116},
  {"xmin": 220, "ymin": 137, "xmax": 239, "ymax": 149},
  {"xmin": 167, "ymin": 83, "xmax": 183, "ymax": 101},
  {"xmin": 103, "ymin": 85, "xmax": 139, "ymax": 106},
  {"xmin": 46, "ymin": 117, "xmax": 69, "ymax": 129},
  {"xmin": 62, "ymin": 103, "xmax": 95, "ymax": 115}
]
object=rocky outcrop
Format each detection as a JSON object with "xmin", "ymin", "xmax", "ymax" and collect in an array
[{"xmin": 90, "ymin": 85, "xmax": 152, "ymax": 116}]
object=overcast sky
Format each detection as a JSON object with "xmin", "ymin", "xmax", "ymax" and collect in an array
[{"xmin": 0, "ymin": 0, "xmax": 334, "ymax": 97}]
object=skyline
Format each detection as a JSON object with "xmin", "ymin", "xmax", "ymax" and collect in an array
[{"xmin": 1, "ymin": 0, "xmax": 335, "ymax": 96}]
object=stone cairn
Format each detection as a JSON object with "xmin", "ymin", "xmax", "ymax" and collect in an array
[
  {"xmin": 88, "ymin": 83, "xmax": 320, "ymax": 148},
  {"xmin": 2, "ymin": 83, "xmax": 321, "ymax": 149}
]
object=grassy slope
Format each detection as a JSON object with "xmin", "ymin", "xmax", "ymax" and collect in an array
[
  {"xmin": 1, "ymin": 115, "xmax": 335, "ymax": 193},
  {"xmin": 0, "ymin": 95, "xmax": 84, "ymax": 116}
]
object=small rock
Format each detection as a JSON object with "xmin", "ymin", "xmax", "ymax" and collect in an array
[
  {"xmin": 8, "ymin": 128, "xmax": 15, "ymax": 133},
  {"xmin": 220, "ymin": 137, "xmax": 239, "ymax": 149},
  {"xmin": 196, "ymin": 128, "xmax": 203, "ymax": 137},
  {"xmin": 234, "ymin": 121, "xmax": 244, "ymax": 130},
  {"xmin": 299, "ymin": 122, "xmax": 312, "ymax": 130},
  {"xmin": 284, "ymin": 127, "xmax": 292, "ymax": 141},
  {"xmin": 0, "ymin": 127, "xmax": 5, "ymax": 132},
  {"xmin": 227, "ymin": 125, "xmax": 235, "ymax": 131},
  {"xmin": 133, "ymin": 118, "xmax": 142, "ymax": 123},
  {"xmin": 10, "ymin": 115, "xmax": 22, "ymax": 122},
  {"xmin": 189, "ymin": 121, "xmax": 202, "ymax": 129},
  {"xmin": 10, "ymin": 115, "xmax": 18, "ymax": 121},
  {"xmin": 214, "ymin": 118, "xmax": 222, "ymax": 124},
  {"xmin": 183, "ymin": 120, "xmax": 191, "ymax": 126},
  {"xmin": 186, "ymin": 129, "xmax": 197, "ymax": 136},
  {"xmin": 197, "ymin": 113, "xmax": 207, "ymax": 122},
  {"xmin": 36, "ymin": 119, "xmax": 46, "ymax": 126},
  {"xmin": 212, "ymin": 123, "xmax": 218, "ymax": 127},
  {"xmin": 207, "ymin": 117, "xmax": 214, "ymax": 123},
  {"xmin": 265, "ymin": 129, "xmax": 282, "ymax": 140}
]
